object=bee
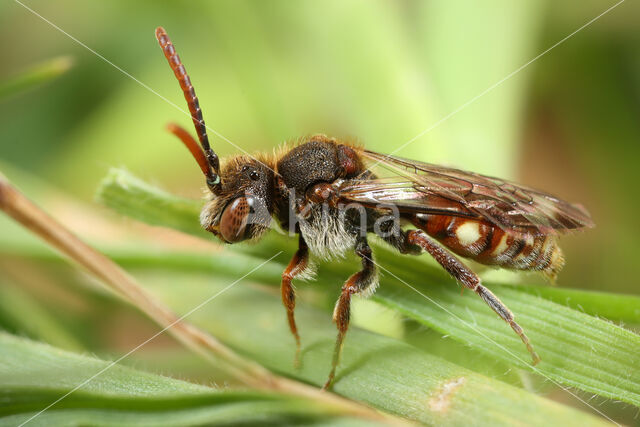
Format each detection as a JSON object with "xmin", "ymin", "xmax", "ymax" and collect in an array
[{"xmin": 155, "ymin": 27, "xmax": 594, "ymax": 389}]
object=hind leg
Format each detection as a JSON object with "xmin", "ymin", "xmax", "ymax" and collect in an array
[
  {"xmin": 324, "ymin": 237, "xmax": 377, "ymax": 390},
  {"xmin": 404, "ymin": 230, "xmax": 540, "ymax": 364}
]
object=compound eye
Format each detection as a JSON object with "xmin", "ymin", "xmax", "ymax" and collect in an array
[{"xmin": 219, "ymin": 196, "xmax": 252, "ymax": 243}]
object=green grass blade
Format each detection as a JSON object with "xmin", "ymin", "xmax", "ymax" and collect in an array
[
  {"xmin": 143, "ymin": 271, "xmax": 607, "ymax": 426},
  {"xmin": 373, "ymin": 274, "xmax": 640, "ymax": 407},
  {"xmin": 0, "ymin": 56, "xmax": 73, "ymax": 100},
  {"xmin": 0, "ymin": 332, "xmax": 374, "ymax": 427},
  {"xmin": 0, "ymin": 284, "xmax": 84, "ymax": 352},
  {"xmin": 5, "ymin": 236, "xmax": 640, "ymax": 326},
  {"xmin": 6, "ymin": 234, "xmax": 638, "ymax": 403},
  {"xmin": 96, "ymin": 168, "xmax": 206, "ymax": 238},
  {"xmin": 0, "ymin": 258, "xmax": 617, "ymax": 426},
  {"xmin": 500, "ymin": 284, "xmax": 640, "ymax": 323}
]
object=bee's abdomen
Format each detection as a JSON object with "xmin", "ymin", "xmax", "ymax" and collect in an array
[{"xmin": 412, "ymin": 214, "xmax": 564, "ymax": 280}]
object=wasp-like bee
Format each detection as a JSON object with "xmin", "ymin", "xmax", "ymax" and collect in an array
[{"xmin": 155, "ymin": 27, "xmax": 594, "ymax": 389}]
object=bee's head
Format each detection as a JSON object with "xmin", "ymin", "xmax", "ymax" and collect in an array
[
  {"xmin": 156, "ymin": 27, "xmax": 275, "ymax": 244},
  {"xmin": 200, "ymin": 156, "xmax": 275, "ymax": 243}
]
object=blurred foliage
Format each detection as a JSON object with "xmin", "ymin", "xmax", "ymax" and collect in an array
[
  {"xmin": 0, "ymin": 56, "xmax": 73, "ymax": 100},
  {"xmin": 1, "ymin": 0, "xmax": 639, "ymax": 425}
]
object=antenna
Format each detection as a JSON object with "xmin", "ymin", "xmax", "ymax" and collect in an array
[{"xmin": 155, "ymin": 27, "xmax": 221, "ymax": 191}]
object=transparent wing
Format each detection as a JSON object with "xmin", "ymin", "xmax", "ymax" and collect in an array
[{"xmin": 337, "ymin": 150, "xmax": 594, "ymax": 235}]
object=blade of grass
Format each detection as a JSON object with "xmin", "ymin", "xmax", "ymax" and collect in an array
[
  {"xmin": 7, "ymin": 231, "xmax": 638, "ymax": 411},
  {"xmin": 6, "ymin": 237, "xmax": 637, "ymax": 399},
  {"xmin": 135, "ymin": 270, "xmax": 609, "ymax": 426},
  {"xmin": 371, "ymin": 270, "xmax": 640, "ymax": 407},
  {"xmin": 0, "ymin": 243, "xmax": 618, "ymax": 425},
  {"xmin": 0, "ymin": 56, "xmax": 73, "ymax": 100},
  {"xmin": 2, "ymin": 239, "xmax": 607, "ymax": 425},
  {"xmin": 0, "ymin": 332, "xmax": 371, "ymax": 427},
  {"xmin": 96, "ymin": 168, "xmax": 207, "ymax": 238},
  {"xmin": 500, "ymin": 284, "xmax": 640, "ymax": 324},
  {"xmin": 95, "ymin": 168, "xmax": 640, "ymax": 409},
  {"xmin": 4, "ymin": 238, "xmax": 640, "ymax": 325},
  {"xmin": 0, "ymin": 283, "xmax": 84, "ymax": 352}
]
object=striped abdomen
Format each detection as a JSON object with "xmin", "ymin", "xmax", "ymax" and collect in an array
[{"xmin": 412, "ymin": 214, "xmax": 564, "ymax": 280}]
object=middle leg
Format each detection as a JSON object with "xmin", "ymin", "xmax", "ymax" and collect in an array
[
  {"xmin": 324, "ymin": 237, "xmax": 377, "ymax": 390},
  {"xmin": 281, "ymin": 234, "xmax": 310, "ymax": 366}
]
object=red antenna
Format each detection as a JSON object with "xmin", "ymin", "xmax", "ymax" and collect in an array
[
  {"xmin": 165, "ymin": 123, "xmax": 212, "ymax": 179},
  {"xmin": 155, "ymin": 27, "xmax": 221, "ymax": 191}
]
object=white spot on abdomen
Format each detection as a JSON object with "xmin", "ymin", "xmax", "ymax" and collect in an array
[
  {"xmin": 455, "ymin": 221, "xmax": 481, "ymax": 246},
  {"xmin": 491, "ymin": 234, "xmax": 509, "ymax": 256}
]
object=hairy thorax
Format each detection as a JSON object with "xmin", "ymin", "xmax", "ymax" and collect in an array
[
  {"xmin": 275, "ymin": 136, "xmax": 366, "ymax": 260},
  {"xmin": 297, "ymin": 203, "xmax": 358, "ymax": 260}
]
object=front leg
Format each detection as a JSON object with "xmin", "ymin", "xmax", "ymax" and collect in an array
[
  {"xmin": 281, "ymin": 234, "xmax": 310, "ymax": 366},
  {"xmin": 324, "ymin": 237, "xmax": 377, "ymax": 390},
  {"xmin": 297, "ymin": 182, "xmax": 340, "ymax": 218}
]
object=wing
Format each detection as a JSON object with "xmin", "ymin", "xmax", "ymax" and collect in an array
[{"xmin": 337, "ymin": 150, "xmax": 594, "ymax": 235}]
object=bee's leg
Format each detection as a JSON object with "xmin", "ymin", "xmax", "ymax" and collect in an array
[
  {"xmin": 406, "ymin": 230, "xmax": 541, "ymax": 365},
  {"xmin": 324, "ymin": 237, "xmax": 377, "ymax": 390},
  {"xmin": 281, "ymin": 234, "xmax": 309, "ymax": 367}
]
